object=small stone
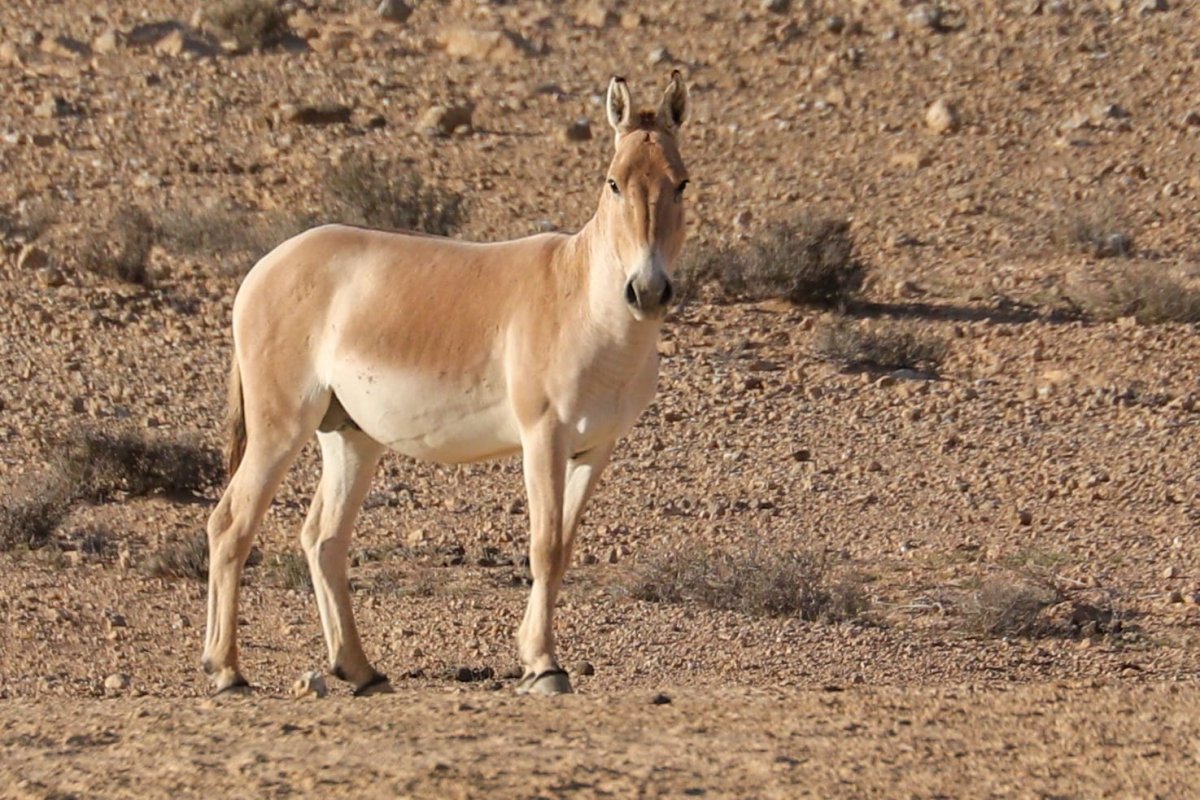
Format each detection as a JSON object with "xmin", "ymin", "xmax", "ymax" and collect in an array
[
  {"xmin": 17, "ymin": 245, "xmax": 49, "ymax": 271},
  {"xmin": 647, "ymin": 46, "xmax": 672, "ymax": 66},
  {"xmin": 1167, "ymin": 589, "xmax": 1184, "ymax": 603},
  {"xmin": 291, "ymin": 670, "xmax": 328, "ymax": 699},
  {"xmin": 825, "ymin": 15, "xmax": 846, "ymax": 33},
  {"xmin": 574, "ymin": 661, "xmax": 596, "ymax": 676},
  {"xmin": 0, "ymin": 41, "xmax": 21, "ymax": 67},
  {"xmin": 501, "ymin": 666, "xmax": 524, "ymax": 680},
  {"xmin": 282, "ymin": 103, "xmax": 353, "ymax": 126},
  {"xmin": 650, "ymin": 692, "xmax": 672, "ymax": 705},
  {"xmin": 1017, "ymin": 509, "xmax": 1033, "ymax": 526},
  {"xmin": 454, "ymin": 666, "xmax": 474, "ymax": 682},
  {"xmin": 36, "ymin": 267, "xmax": 65, "ymax": 287},
  {"xmin": 376, "ymin": 0, "xmax": 413, "ymax": 23},
  {"xmin": 1163, "ymin": 565, "xmax": 1178, "ymax": 579},
  {"xmin": 93, "ymin": 29, "xmax": 121, "ymax": 54},
  {"xmin": 440, "ymin": 27, "xmax": 531, "ymax": 63},
  {"xmin": 1183, "ymin": 110, "xmax": 1200, "ymax": 126},
  {"xmin": 417, "ymin": 104, "xmax": 473, "ymax": 137},
  {"xmin": 576, "ymin": 3, "xmax": 616, "ymax": 28},
  {"xmin": 559, "ymin": 118, "xmax": 592, "ymax": 143},
  {"xmin": 889, "ymin": 151, "xmax": 931, "ymax": 170},
  {"xmin": 1138, "ymin": 0, "xmax": 1167, "ymax": 13},
  {"xmin": 907, "ymin": 4, "xmax": 944, "ymax": 31},
  {"xmin": 33, "ymin": 95, "xmax": 73, "ymax": 119},
  {"xmin": 925, "ymin": 99, "xmax": 960, "ymax": 134},
  {"xmin": 40, "ymin": 34, "xmax": 91, "ymax": 59},
  {"xmin": 620, "ymin": 12, "xmax": 643, "ymax": 28},
  {"xmin": 733, "ymin": 209, "xmax": 754, "ymax": 228},
  {"xmin": 104, "ymin": 673, "xmax": 129, "ymax": 692},
  {"xmin": 761, "ymin": 0, "xmax": 789, "ymax": 12}
]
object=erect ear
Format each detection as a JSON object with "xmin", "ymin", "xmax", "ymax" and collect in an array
[
  {"xmin": 606, "ymin": 76, "xmax": 633, "ymax": 134},
  {"xmin": 658, "ymin": 69, "xmax": 688, "ymax": 130}
]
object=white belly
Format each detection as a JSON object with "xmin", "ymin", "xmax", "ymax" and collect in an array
[{"xmin": 329, "ymin": 361, "xmax": 521, "ymax": 464}]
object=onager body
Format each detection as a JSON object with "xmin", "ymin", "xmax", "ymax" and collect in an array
[{"xmin": 202, "ymin": 74, "xmax": 690, "ymax": 695}]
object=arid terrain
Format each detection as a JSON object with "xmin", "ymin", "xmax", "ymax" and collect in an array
[{"xmin": 2, "ymin": 0, "xmax": 1200, "ymax": 797}]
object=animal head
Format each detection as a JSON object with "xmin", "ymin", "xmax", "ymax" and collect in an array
[{"xmin": 599, "ymin": 71, "xmax": 689, "ymax": 321}]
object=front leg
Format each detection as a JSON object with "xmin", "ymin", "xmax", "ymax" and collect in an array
[
  {"xmin": 515, "ymin": 421, "xmax": 570, "ymax": 693},
  {"xmin": 516, "ymin": 435, "xmax": 615, "ymax": 695}
]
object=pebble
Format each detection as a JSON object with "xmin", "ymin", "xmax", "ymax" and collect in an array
[
  {"xmin": 573, "ymin": 661, "xmax": 596, "ymax": 676},
  {"xmin": 104, "ymin": 673, "xmax": 129, "ymax": 692},
  {"xmin": 376, "ymin": 0, "xmax": 413, "ymax": 23},
  {"xmin": 647, "ymin": 46, "xmax": 672, "ymax": 66},
  {"xmin": 17, "ymin": 245, "xmax": 49, "ymax": 271},
  {"xmin": 291, "ymin": 671, "xmax": 328, "ymax": 699},
  {"xmin": 576, "ymin": 3, "xmax": 616, "ymax": 28},
  {"xmin": 1017, "ymin": 509, "xmax": 1033, "ymax": 526},
  {"xmin": 907, "ymin": 4, "xmax": 943, "ymax": 31},
  {"xmin": 925, "ymin": 99, "xmax": 960, "ymax": 134},
  {"xmin": 761, "ymin": 0, "xmax": 789, "ymax": 13},
  {"xmin": 418, "ymin": 104, "xmax": 473, "ymax": 137},
  {"xmin": 650, "ymin": 692, "xmax": 672, "ymax": 705}
]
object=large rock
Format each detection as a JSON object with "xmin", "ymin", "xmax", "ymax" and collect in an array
[{"xmin": 439, "ymin": 27, "xmax": 531, "ymax": 63}]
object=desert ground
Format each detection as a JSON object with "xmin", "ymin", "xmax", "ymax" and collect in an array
[{"xmin": 2, "ymin": 0, "xmax": 1199, "ymax": 797}]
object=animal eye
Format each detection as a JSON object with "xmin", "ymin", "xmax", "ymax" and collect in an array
[
  {"xmin": 675, "ymin": 179, "xmax": 689, "ymax": 199},
  {"xmin": 608, "ymin": 178, "xmax": 620, "ymax": 195}
]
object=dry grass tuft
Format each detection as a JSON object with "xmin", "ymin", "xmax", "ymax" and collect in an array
[
  {"xmin": 679, "ymin": 216, "xmax": 865, "ymax": 307},
  {"xmin": 82, "ymin": 207, "xmax": 156, "ymax": 285},
  {"xmin": 1066, "ymin": 263, "xmax": 1200, "ymax": 324},
  {"xmin": 325, "ymin": 154, "xmax": 468, "ymax": 236},
  {"xmin": 273, "ymin": 552, "xmax": 314, "ymax": 593},
  {"xmin": 622, "ymin": 546, "xmax": 867, "ymax": 621},
  {"xmin": 963, "ymin": 574, "xmax": 1061, "ymax": 638},
  {"xmin": 814, "ymin": 317, "xmax": 948, "ymax": 373},
  {"xmin": 1054, "ymin": 204, "xmax": 1135, "ymax": 259},
  {"xmin": 49, "ymin": 427, "xmax": 223, "ymax": 503},
  {"xmin": 143, "ymin": 534, "xmax": 209, "ymax": 581},
  {"xmin": 209, "ymin": 0, "xmax": 290, "ymax": 49}
]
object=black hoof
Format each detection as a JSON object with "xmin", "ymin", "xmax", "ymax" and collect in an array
[
  {"xmin": 353, "ymin": 672, "xmax": 393, "ymax": 697},
  {"xmin": 215, "ymin": 675, "xmax": 251, "ymax": 695}
]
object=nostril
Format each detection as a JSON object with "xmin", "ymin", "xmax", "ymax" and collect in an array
[
  {"xmin": 660, "ymin": 280, "xmax": 674, "ymax": 307},
  {"xmin": 625, "ymin": 280, "xmax": 639, "ymax": 308}
]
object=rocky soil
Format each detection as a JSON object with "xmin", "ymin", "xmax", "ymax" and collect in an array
[{"xmin": 2, "ymin": 0, "xmax": 1199, "ymax": 796}]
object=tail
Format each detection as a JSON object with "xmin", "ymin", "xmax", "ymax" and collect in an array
[{"xmin": 225, "ymin": 353, "xmax": 247, "ymax": 479}]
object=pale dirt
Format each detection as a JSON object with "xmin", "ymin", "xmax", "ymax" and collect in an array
[{"xmin": 2, "ymin": 0, "xmax": 1200, "ymax": 797}]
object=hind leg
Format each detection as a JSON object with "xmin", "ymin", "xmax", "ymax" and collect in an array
[
  {"xmin": 202, "ymin": 386, "xmax": 328, "ymax": 692},
  {"xmin": 300, "ymin": 429, "xmax": 388, "ymax": 694}
]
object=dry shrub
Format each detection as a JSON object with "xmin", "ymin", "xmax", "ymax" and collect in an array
[
  {"xmin": 963, "ymin": 574, "xmax": 1061, "ymax": 638},
  {"xmin": 325, "ymin": 154, "xmax": 468, "ymax": 236},
  {"xmin": 0, "ymin": 478, "xmax": 73, "ymax": 551},
  {"xmin": 961, "ymin": 572, "xmax": 1121, "ymax": 640},
  {"xmin": 1066, "ymin": 263, "xmax": 1200, "ymax": 324},
  {"xmin": 143, "ymin": 534, "xmax": 209, "ymax": 581},
  {"xmin": 679, "ymin": 216, "xmax": 865, "ymax": 307},
  {"xmin": 814, "ymin": 316, "xmax": 948, "ymax": 373},
  {"xmin": 622, "ymin": 546, "xmax": 867, "ymax": 622},
  {"xmin": 49, "ymin": 427, "xmax": 222, "ymax": 503},
  {"xmin": 82, "ymin": 207, "xmax": 156, "ymax": 286},
  {"xmin": 209, "ymin": 0, "xmax": 290, "ymax": 49},
  {"xmin": 1054, "ymin": 203, "xmax": 1134, "ymax": 259}
]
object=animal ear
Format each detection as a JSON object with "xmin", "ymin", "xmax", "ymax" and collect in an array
[
  {"xmin": 606, "ymin": 76, "xmax": 633, "ymax": 134},
  {"xmin": 658, "ymin": 70, "xmax": 688, "ymax": 130}
]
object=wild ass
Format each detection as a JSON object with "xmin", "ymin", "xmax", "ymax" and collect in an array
[{"xmin": 202, "ymin": 73, "xmax": 690, "ymax": 696}]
